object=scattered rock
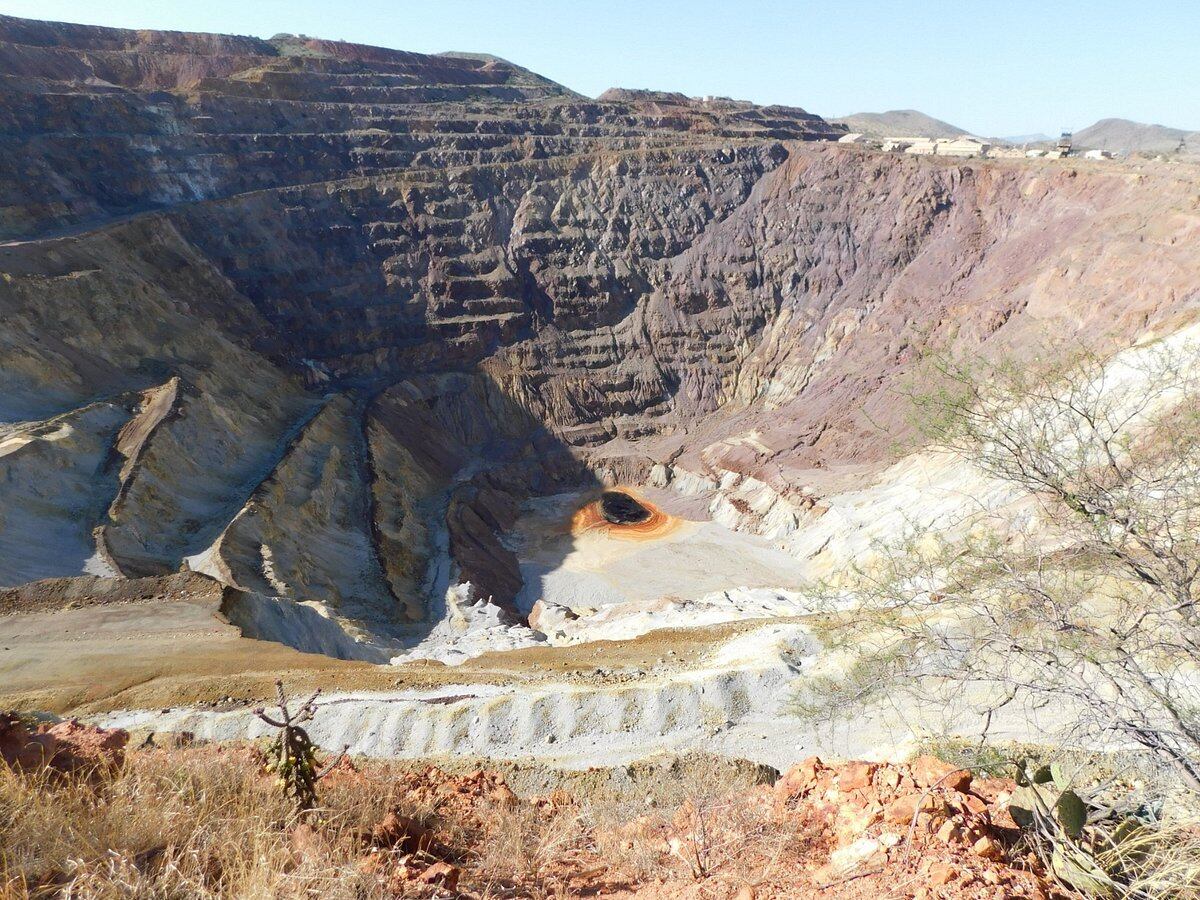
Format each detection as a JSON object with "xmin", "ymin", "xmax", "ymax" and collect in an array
[
  {"xmin": 972, "ymin": 835, "xmax": 1004, "ymax": 861},
  {"xmin": 927, "ymin": 861, "xmax": 958, "ymax": 886},
  {"xmin": 884, "ymin": 793, "xmax": 944, "ymax": 825},
  {"xmin": 839, "ymin": 760, "xmax": 876, "ymax": 792},
  {"xmin": 909, "ymin": 755, "xmax": 972, "ymax": 793},
  {"xmin": 935, "ymin": 820, "xmax": 964, "ymax": 845},
  {"xmin": 775, "ymin": 755, "xmax": 825, "ymax": 803},
  {"xmin": 490, "ymin": 782, "xmax": 519, "ymax": 808},
  {"xmin": 369, "ymin": 811, "xmax": 432, "ymax": 854},
  {"xmin": 416, "ymin": 861, "xmax": 460, "ymax": 890}
]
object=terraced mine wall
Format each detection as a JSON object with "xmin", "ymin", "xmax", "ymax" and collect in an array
[{"xmin": 3, "ymin": 14, "xmax": 1200, "ymax": 650}]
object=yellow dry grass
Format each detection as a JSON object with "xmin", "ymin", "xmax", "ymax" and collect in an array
[{"xmin": 0, "ymin": 749, "xmax": 407, "ymax": 899}]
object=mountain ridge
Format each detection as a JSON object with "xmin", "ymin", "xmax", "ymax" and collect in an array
[
  {"xmin": 1073, "ymin": 116, "xmax": 1200, "ymax": 155},
  {"xmin": 830, "ymin": 108, "xmax": 967, "ymax": 138}
]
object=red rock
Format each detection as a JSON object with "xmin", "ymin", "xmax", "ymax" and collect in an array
[
  {"xmin": 44, "ymin": 718, "xmax": 128, "ymax": 769},
  {"xmin": 775, "ymin": 756, "xmax": 825, "ymax": 803},
  {"xmin": 369, "ymin": 811, "xmax": 432, "ymax": 853},
  {"xmin": 0, "ymin": 714, "xmax": 126, "ymax": 774},
  {"xmin": 935, "ymin": 820, "xmax": 965, "ymax": 844},
  {"xmin": 417, "ymin": 861, "xmax": 460, "ymax": 890},
  {"xmin": 490, "ymin": 782, "xmax": 519, "ymax": 808},
  {"xmin": 909, "ymin": 755, "xmax": 972, "ymax": 793},
  {"xmin": 0, "ymin": 713, "xmax": 56, "ymax": 769},
  {"xmin": 838, "ymin": 761, "xmax": 876, "ymax": 793},
  {"xmin": 952, "ymin": 792, "xmax": 989, "ymax": 817},
  {"xmin": 972, "ymin": 835, "xmax": 1003, "ymax": 860},
  {"xmin": 927, "ymin": 861, "xmax": 958, "ymax": 886},
  {"xmin": 884, "ymin": 793, "xmax": 945, "ymax": 825}
]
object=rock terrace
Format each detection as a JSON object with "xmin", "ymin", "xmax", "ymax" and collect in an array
[{"xmin": 1, "ymin": 13, "xmax": 1199, "ymax": 664}]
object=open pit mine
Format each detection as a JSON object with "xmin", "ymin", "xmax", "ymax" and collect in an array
[{"xmin": 2, "ymin": 13, "xmax": 1200, "ymax": 770}]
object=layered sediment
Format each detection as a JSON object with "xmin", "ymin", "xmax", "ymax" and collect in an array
[{"xmin": 2, "ymin": 13, "xmax": 1200, "ymax": 663}]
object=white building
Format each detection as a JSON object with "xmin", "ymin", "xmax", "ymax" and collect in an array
[
  {"xmin": 904, "ymin": 138, "xmax": 939, "ymax": 155},
  {"xmin": 938, "ymin": 137, "xmax": 991, "ymax": 158},
  {"xmin": 838, "ymin": 132, "xmax": 868, "ymax": 144}
]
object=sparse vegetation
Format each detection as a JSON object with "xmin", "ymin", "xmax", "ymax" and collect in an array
[
  {"xmin": 795, "ymin": 343, "xmax": 1200, "ymax": 896},
  {"xmin": 0, "ymin": 746, "xmax": 392, "ymax": 898},
  {"xmin": 254, "ymin": 679, "xmax": 347, "ymax": 814}
]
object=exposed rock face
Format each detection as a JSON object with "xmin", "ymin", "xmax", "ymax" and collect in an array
[{"xmin": 2, "ymin": 14, "xmax": 1200, "ymax": 643}]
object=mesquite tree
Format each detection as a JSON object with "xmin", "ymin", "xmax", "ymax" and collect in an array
[
  {"xmin": 798, "ymin": 343, "xmax": 1200, "ymax": 790},
  {"xmin": 254, "ymin": 680, "xmax": 348, "ymax": 813}
]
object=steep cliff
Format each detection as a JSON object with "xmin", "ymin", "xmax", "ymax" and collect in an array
[{"xmin": 2, "ymin": 14, "xmax": 1199, "ymax": 645}]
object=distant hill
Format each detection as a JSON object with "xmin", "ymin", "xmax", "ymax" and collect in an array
[
  {"xmin": 1073, "ymin": 118, "xmax": 1200, "ymax": 156},
  {"xmin": 831, "ymin": 109, "xmax": 966, "ymax": 139},
  {"xmin": 1003, "ymin": 133, "xmax": 1054, "ymax": 145}
]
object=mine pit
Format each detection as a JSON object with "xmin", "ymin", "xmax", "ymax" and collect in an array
[
  {"xmin": 599, "ymin": 490, "xmax": 651, "ymax": 525},
  {"xmin": 509, "ymin": 489, "xmax": 811, "ymax": 616},
  {"xmin": 568, "ymin": 488, "xmax": 679, "ymax": 540}
]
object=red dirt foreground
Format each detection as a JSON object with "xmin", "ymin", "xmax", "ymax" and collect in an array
[
  {"xmin": 0, "ymin": 712, "xmax": 127, "ymax": 774},
  {"xmin": 1, "ymin": 729, "xmax": 1073, "ymax": 898},
  {"xmin": 335, "ymin": 757, "xmax": 1070, "ymax": 899},
  {"xmin": 579, "ymin": 755, "xmax": 1072, "ymax": 900}
]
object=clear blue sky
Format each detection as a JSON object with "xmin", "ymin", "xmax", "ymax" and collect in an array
[{"xmin": 3, "ymin": 0, "xmax": 1198, "ymax": 137}]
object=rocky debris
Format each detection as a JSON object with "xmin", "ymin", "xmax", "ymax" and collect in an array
[
  {"xmin": 0, "ymin": 713, "xmax": 128, "ymax": 774},
  {"xmin": 382, "ymin": 765, "xmax": 524, "ymax": 825},
  {"xmin": 415, "ymin": 860, "xmax": 461, "ymax": 890},
  {"xmin": 368, "ymin": 811, "xmax": 434, "ymax": 854},
  {"xmin": 761, "ymin": 756, "xmax": 1068, "ymax": 898},
  {"xmin": 0, "ymin": 737, "xmax": 1080, "ymax": 898},
  {"xmin": 352, "ymin": 766, "xmax": 522, "ymax": 896},
  {"xmin": 527, "ymin": 599, "xmax": 579, "ymax": 637}
]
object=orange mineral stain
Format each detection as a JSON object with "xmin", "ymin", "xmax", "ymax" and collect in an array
[{"xmin": 569, "ymin": 487, "xmax": 683, "ymax": 541}]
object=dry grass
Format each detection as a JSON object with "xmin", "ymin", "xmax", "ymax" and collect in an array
[
  {"xmin": 1093, "ymin": 809, "xmax": 1200, "ymax": 900},
  {"xmin": 581, "ymin": 762, "xmax": 829, "ymax": 892},
  {"xmin": 470, "ymin": 801, "xmax": 583, "ymax": 900},
  {"xmin": 0, "ymin": 749, "xmax": 407, "ymax": 899},
  {"xmin": 6, "ymin": 739, "xmax": 1197, "ymax": 900}
]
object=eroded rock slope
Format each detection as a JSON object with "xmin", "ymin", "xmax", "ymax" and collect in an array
[{"xmin": 2, "ymin": 14, "xmax": 1199, "ymax": 647}]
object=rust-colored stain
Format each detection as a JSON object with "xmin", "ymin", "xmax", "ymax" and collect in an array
[{"xmin": 569, "ymin": 487, "xmax": 684, "ymax": 541}]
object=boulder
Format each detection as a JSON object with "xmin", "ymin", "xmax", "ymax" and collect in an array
[
  {"xmin": 883, "ymin": 793, "xmax": 945, "ymax": 825},
  {"xmin": 417, "ymin": 862, "xmax": 460, "ymax": 890},
  {"xmin": 369, "ymin": 811, "xmax": 433, "ymax": 854},
  {"xmin": 0, "ymin": 713, "xmax": 127, "ymax": 774},
  {"xmin": 775, "ymin": 756, "xmax": 825, "ymax": 803},
  {"xmin": 909, "ymin": 755, "xmax": 972, "ymax": 792},
  {"xmin": 838, "ymin": 760, "xmax": 876, "ymax": 792}
]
